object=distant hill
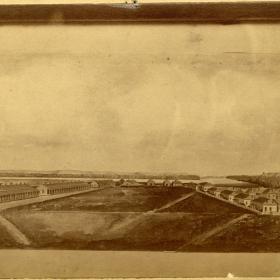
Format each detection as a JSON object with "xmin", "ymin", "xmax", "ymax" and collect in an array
[
  {"xmin": 0, "ymin": 170, "xmax": 200, "ymax": 180},
  {"xmin": 201, "ymin": 176, "xmax": 225, "ymax": 179},
  {"xmin": 227, "ymin": 173, "xmax": 280, "ymax": 188}
]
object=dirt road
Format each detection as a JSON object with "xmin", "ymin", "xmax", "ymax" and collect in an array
[
  {"xmin": 107, "ymin": 192, "xmax": 196, "ymax": 236},
  {"xmin": 150, "ymin": 191, "xmax": 195, "ymax": 213},
  {"xmin": 0, "ymin": 215, "xmax": 30, "ymax": 245}
]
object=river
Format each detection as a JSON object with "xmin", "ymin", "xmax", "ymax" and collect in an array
[{"xmin": 0, "ymin": 176, "xmax": 243, "ymax": 185}]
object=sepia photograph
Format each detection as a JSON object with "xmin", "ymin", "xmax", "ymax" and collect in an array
[{"xmin": 1, "ymin": 0, "xmax": 280, "ymax": 277}]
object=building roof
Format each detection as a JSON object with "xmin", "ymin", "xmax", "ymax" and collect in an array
[
  {"xmin": 208, "ymin": 187, "xmax": 217, "ymax": 192},
  {"xmin": 264, "ymin": 199, "xmax": 278, "ymax": 205},
  {"xmin": 126, "ymin": 179, "xmax": 137, "ymax": 183},
  {"xmin": 172, "ymin": 180, "xmax": 183, "ymax": 185},
  {"xmin": 147, "ymin": 179, "xmax": 155, "ymax": 182},
  {"xmin": 38, "ymin": 182, "xmax": 91, "ymax": 190},
  {"xmin": 0, "ymin": 183, "xmax": 32, "ymax": 188},
  {"xmin": 121, "ymin": 180, "xmax": 141, "ymax": 186},
  {"xmin": 229, "ymin": 191, "xmax": 240, "ymax": 195},
  {"xmin": 235, "ymin": 193, "xmax": 249, "ymax": 199},
  {"xmin": 252, "ymin": 197, "xmax": 269, "ymax": 204},
  {"xmin": 44, "ymin": 181, "xmax": 88, "ymax": 185},
  {"xmin": 163, "ymin": 179, "xmax": 171, "ymax": 184},
  {"xmin": 173, "ymin": 179, "xmax": 182, "ymax": 183},
  {"xmin": 221, "ymin": 190, "xmax": 233, "ymax": 195},
  {"xmin": 200, "ymin": 182, "xmax": 212, "ymax": 186},
  {"xmin": 262, "ymin": 188, "xmax": 278, "ymax": 194}
]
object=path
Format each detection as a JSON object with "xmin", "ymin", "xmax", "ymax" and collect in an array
[
  {"xmin": 0, "ymin": 215, "xmax": 30, "ymax": 245},
  {"xmin": 150, "ymin": 191, "xmax": 195, "ymax": 213},
  {"xmin": 108, "ymin": 191, "xmax": 196, "ymax": 235},
  {"xmin": 178, "ymin": 213, "xmax": 251, "ymax": 250},
  {"xmin": 0, "ymin": 187, "xmax": 102, "ymax": 211}
]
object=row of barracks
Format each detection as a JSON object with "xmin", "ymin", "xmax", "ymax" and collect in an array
[{"xmin": 0, "ymin": 181, "xmax": 98, "ymax": 203}]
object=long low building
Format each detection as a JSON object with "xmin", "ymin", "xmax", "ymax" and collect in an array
[
  {"xmin": 0, "ymin": 185, "xmax": 39, "ymax": 203},
  {"xmin": 37, "ymin": 181, "xmax": 98, "ymax": 196}
]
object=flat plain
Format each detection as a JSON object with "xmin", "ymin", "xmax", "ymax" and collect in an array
[{"xmin": 0, "ymin": 186, "xmax": 257, "ymax": 251}]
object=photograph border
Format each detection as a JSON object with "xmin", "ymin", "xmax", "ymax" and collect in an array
[
  {"xmin": 0, "ymin": 1, "xmax": 280, "ymax": 278},
  {"xmin": 0, "ymin": 1, "xmax": 280, "ymax": 24}
]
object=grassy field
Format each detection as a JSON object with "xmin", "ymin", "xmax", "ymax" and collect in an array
[
  {"xmin": 161, "ymin": 193, "xmax": 249, "ymax": 214},
  {"xmin": 3, "ymin": 210, "xmax": 238, "ymax": 250},
  {"xmin": 3, "ymin": 210, "xmax": 138, "ymax": 249},
  {"xmin": 2, "ymin": 186, "xmax": 241, "ymax": 250},
  {"xmin": 0, "ymin": 223, "xmax": 22, "ymax": 248},
  {"xmin": 0, "ymin": 186, "xmax": 263, "ymax": 251},
  {"xmin": 119, "ymin": 212, "xmax": 240, "ymax": 251},
  {"xmin": 13, "ymin": 187, "xmax": 193, "ymax": 212},
  {"xmin": 192, "ymin": 215, "xmax": 280, "ymax": 252}
]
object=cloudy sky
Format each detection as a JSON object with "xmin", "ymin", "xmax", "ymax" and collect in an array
[{"xmin": 0, "ymin": 24, "xmax": 280, "ymax": 176}]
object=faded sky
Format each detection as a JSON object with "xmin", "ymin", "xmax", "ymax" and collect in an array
[{"xmin": 0, "ymin": 24, "xmax": 280, "ymax": 175}]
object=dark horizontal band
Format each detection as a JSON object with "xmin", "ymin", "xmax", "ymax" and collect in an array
[{"xmin": 0, "ymin": 2, "xmax": 280, "ymax": 24}]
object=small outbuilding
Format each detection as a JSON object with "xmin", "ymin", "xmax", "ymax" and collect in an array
[
  {"xmin": 171, "ymin": 180, "xmax": 183, "ymax": 187},
  {"xmin": 262, "ymin": 189, "xmax": 278, "ymax": 200},
  {"xmin": 121, "ymin": 180, "xmax": 141, "ymax": 187},
  {"xmin": 228, "ymin": 191, "xmax": 239, "ymax": 203},
  {"xmin": 162, "ymin": 179, "xmax": 172, "ymax": 187},
  {"xmin": 208, "ymin": 187, "xmax": 217, "ymax": 196},
  {"xmin": 221, "ymin": 190, "xmax": 234, "ymax": 200},
  {"xmin": 202, "ymin": 183, "xmax": 213, "ymax": 192},
  {"xmin": 251, "ymin": 197, "xmax": 278, "ymax": 214},
  {"xmin": 234, "ymin": 193, "xmax": 251, "ymax": 206},
  {"xmin": 146, "ymin": 179, "xmax": 156, "ymax": 187},
  {"xmin": 214, "ymin": 189, "xmax": 222, "ymax": 198}
]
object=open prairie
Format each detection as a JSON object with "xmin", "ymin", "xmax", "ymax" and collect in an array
[
  {"xmin": 160, "ymin": 192, "xmax": 250, "ymax": 214},
  {"xmin": 1, "ymin": 186, "xmax": 254, "ymax": 251},
  {"xmin": 191, "ymin": 215, "xmax": 280, "ymax": 252},
  {"xmin": 13, "ymin": 186, "xmax": 193, "ymax": 212},
  {"xmin": 3, "ymin": 209, "xmax": 240, "ymax": 250},
  {"xmin": 0, "ymin": 222, "xmax": 21, "ymax": 248}
]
